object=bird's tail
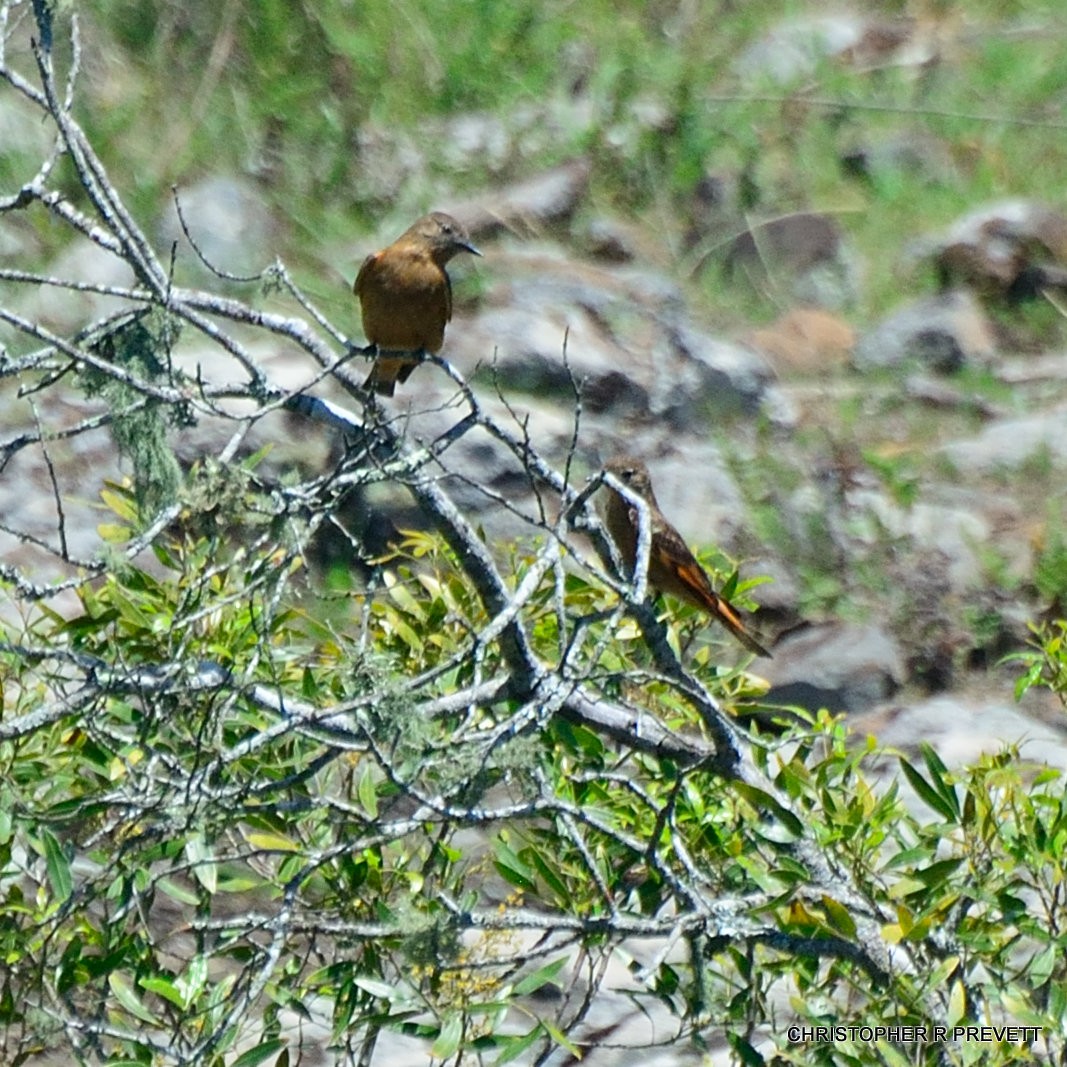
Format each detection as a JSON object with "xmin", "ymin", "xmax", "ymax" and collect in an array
[
  {"xmin": 363, "ymin": 364, "xmax": 397, "ymax": 396},
  {"xmin": 711, "ymin": 594, "xmax": 772, "ymax": 658}
]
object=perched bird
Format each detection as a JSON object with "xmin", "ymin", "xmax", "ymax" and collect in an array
[
  {"xmin": 354, "ymin": 211, "xmax": 481, "ymax": 396},
  {"xmin": 602, "ymin": 456, "xmax": 771, "ymax": 658}
]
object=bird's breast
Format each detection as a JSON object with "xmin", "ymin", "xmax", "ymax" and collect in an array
[{"xmin": 357, "ymin": 250, "xmax": 451, "ymax": 352}]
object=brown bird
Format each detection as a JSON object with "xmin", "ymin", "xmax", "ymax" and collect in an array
[
  {"xmin": 602, "ymin": 456, "xmax": 771, "ymax": 658},
  {"xmin": 354, "ymin": 211, "xmax": 481, "ymax": 396}
]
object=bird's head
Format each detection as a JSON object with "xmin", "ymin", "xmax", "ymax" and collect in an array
[
  {"xmin": 604, "ymin": 456, "xmax": 655, "ymax": 501},
  {"xmin": 419, "ymin": 212, "xmax": 482, "ymax": 262}
]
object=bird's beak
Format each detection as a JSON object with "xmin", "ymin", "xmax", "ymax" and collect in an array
[{"xmin": 463, "ymin": 241, "xmax": 482, "ymax": 257}]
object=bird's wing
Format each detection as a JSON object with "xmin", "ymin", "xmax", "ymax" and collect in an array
[
  {"xmin": 651, "ymin": 523, "xmax": 720, "ymax": 604},
  {"xmin": 444, "ymin": 270, "xmax": 453, "ymax": 323},
  {"xmin": 651, "ymin": 525, "xmax": 771, "ymax": 657},
  {"xmin": 354, "ymin": 253, "xmax": 378, "ymax": 297}
]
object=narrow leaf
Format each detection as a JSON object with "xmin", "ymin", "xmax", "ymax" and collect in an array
[
  {"xmin": 513, "ymin": 957, "xmax": 568, "ymax": 996},
  {"xmin": 431, "ymin": 1014, "xmax": 463, "ymax": 1060},
  {"xmin": 42, "ymin": 829, "xmax": 73, "ymax": 902},
  {"xmin": 231, "ymin": 1040, "xmax": 289, "ymax": 1067},
  {"xmin": 899, "ymin": 758, "xmax": 956, "ymax": 821}
]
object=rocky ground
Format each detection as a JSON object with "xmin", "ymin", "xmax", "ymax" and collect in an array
[
  {"xmin": 5, "ymin": 159, "xmax": 1067, "ymax": 783},
  {"xmin": 5, "ymin": 9, "xmax": 1067, "ymax": 1066}
]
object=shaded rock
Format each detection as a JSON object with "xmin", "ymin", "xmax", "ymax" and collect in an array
[
  {"xmin": 353, "ymin": 98, "xmax": 600, "ymax": 206},
  {"xmin": 578, "ymin": 217, "xmax": 637, "ymax": 263},
  {"xmin": 840, "ymin": 129, "xmax": 958, "ymax": 187},
  {"xmin": 764, "ymin": 622, "xmax": 905, "ymax": 713},
  {"xmin": 913, "ymin": 198, "xmax": 1067, "ymax": 304},
  {"xmin": 742, "ymin": 556, "xmax": 800, "ymax": 620},
  {"xmin": 681, "ymin": 167, "xmax": 750, "ymax": 254},
  {"xmin": 448, "ymin": 250, "xmax": 780, "ymax": 426},
  {"xmin": 351, "ymin": 123, "xmax": 429, "ymax": 206},
  {"xmin": 668, "ymin": 323, "xmax": 777, "ymax": 420},
  {"xmin": 744, "ymin": 306, "xmax": 855, "ymax": 375},
  {"xmin": 448, "ymin": 159, "xmax": 593, "ymax": 241},
  {"xmin": 998, "ymin": 353, "xmax": 1067, "ymax": 385},
  {"xmin": 724, "ymin": 213, "xmax": 860, "ymax": 309},
  {"xmin": 853, "ymin": 289, "xmax": 996, "ymax": 372},
  {"xmin": 437, "ymin": 98, "xmax": 599, "ymax": 175},
  {"xmin": 940, "ymin": 406, "xmax": 1067, "ymax": 474}
]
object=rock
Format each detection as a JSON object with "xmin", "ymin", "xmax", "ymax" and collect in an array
[
  {"xmin": 840, "ymin": 129, "xmax": 958, "ymax": 188},
  {"xmin": 723, "ymin": 213, "xmax": 860, "ymax": 309},
  {"xmin": 160, "ymin": 175, "xmax": 277, "ymax": 281},
  {"xmin": 857, "ymin": 693, "xmax": 1067, "ymax": 773},
  {"xmin": 579, "ymin": 217, "xmax": 637, "ymax": 263},
  {"xmin": 998, "ymin": 353, "xmax": 1067, "ymax": 385},
  {"xmin": 735, "ymin": 15, "xmax": 926, "ymax": 84},
  {"xmin": 667, "ymin": 323, "xmax": 777, "ymax": 420},
  {"xmin": 682, "ymin": 168, "xmax": 747, "ymax": 254},
  {"xmin": 351, "ymin": 123, "xmax": 429, "ymax": 206},
  {"xmin": 940, "ymin": 407, "xmax": 1067, "ymax": 474},
  {"xmin": 903, "ymin": 374, "xmax": 1004, "ymax": 419},
  {"xmin": 852, "ymin": 289, "xmax": 996, "ymax": 372},
  {"xmin": 447, "ymin": 159, "xmax": 593, "ymax": 241},
  {"xmin": 447, "ymin": 250, "xmax": 780, "ymax": 425},
  {"xmin": 743, "ymin": 556, "xmax": 800, "ymax": 619},
  {"xmin": 744, "ymin": 307, "xmax": 855, "ymax": 375},
  {"xmin": 353, "ymin": 98, "xmax": 600, "ymax": 207},
  {"xmin": 845, "ymin": 487, "xmax": 1024, "ymax": 592},
  {"xmin": 764, "ymin": 622, "xmax": 905, "ymax": 713},
  {"xmin": 912, "ymin": 198, "xmax": 1067, "ymax": 304},
  {"xmin": 15, "ymin": 237, "xmax": 136, "ymax": 334}
]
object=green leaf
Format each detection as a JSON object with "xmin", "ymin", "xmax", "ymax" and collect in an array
[
  {"xmin": 947, "ymin": 979, "xmax": 966, "ymax": 1026},
  {"xmin": 726, "ymin": 1031, "xmax": 766, "ymax": 1066},
  {"xmin": 525, "ymin": 848, "xmax": 569, "ymax": 903},
  {"xmin": 185, "ymin": 832, "xmax": 217, "ymax": 893},
  {"xmin": 920, "ymin": 742, "xmax": 960, "ymax": 820},
  {"xmin": 513, "ymin": 957, "xmax": 567, "ymax": 996},
  {"xmin": 175, "ymin": 954, "xmax": 208, "ymax": 1008},
  {"xmin": 358, "ymin": 763, "xmax": 379, "ymax": 820},
  {"xmin": 41, "ymin": 829, "xmax": 73, "ymax": 903},
  {"xmin": 431, "ymin": 1013, "xmax": 464, "ymax": 1059},
  {"xmin": 730, "ymin": 783, "xmax": 804, "ymax": 837},
  {"xmin": 494, "ymin": 1024, "xmax": 543, "ymax": 1065},
  {"xmin": 541, "ymin": 1020, "xmax": 580, "ymax": 1057},
  {"xmin": 494, "ymin": 841, "xmax": 537, "ymax": 892},
  {"xmin": 927, "ymin": 956, "xmax": 960, "ymax": 989},
  {"xmin": 109, "ymin": 973, "xmax": 160, "ymax": 1025},
  {"xmin": 231, "ymin": 1040, "xmax": 290, "ymax": 1067},
  {"xmin": 245, "ymin": 831, "xmax": 300, "ymax": 853},
  {"xmin": 819, "ymin": 895, "xmax": 857, "ymax": 939},
  {"xmin": 912, "ymin": 857, "xmax": 963, "ymax": 888},
  {"xmin": 140, "ymin": 976, "xmax": 185, "ymax": 1008},
  {"xmin": 354, "ymin": 977, "xmax": 404, "ymax": 1001},
  {"xmin": 1029, "ymin": 942, "xmax": 1058, "ymax": 985},
  {"xmin": 899, "ymin": 758, "xmax": 957, "ymax": 821}
]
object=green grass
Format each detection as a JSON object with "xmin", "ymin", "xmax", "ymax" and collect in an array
[
  {"xmin": 14, "ymin": 0, "xmax": 1067, "ymax": 631},
  {"xmin": 53, "ymin": 3, "xmax": 1067, "ymax": 301}
]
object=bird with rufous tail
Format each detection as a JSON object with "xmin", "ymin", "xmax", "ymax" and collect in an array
[{"xmin": 602, "ymin": 456, "xmax": 771, "ymax": 658}]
